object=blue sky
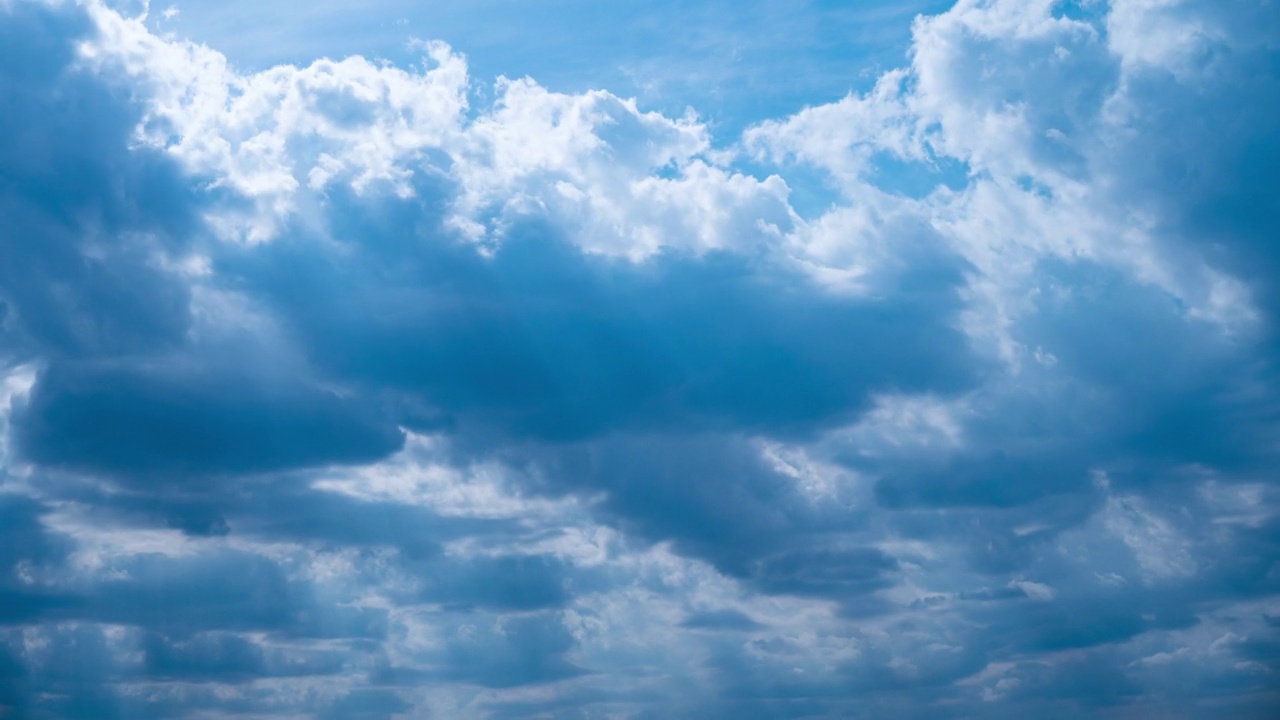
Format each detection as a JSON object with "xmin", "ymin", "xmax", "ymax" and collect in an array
[
  {"xmin": 161, "ymin": 0, "xmax": 953, "ymax": 134},
  {"xmin": 0, "ymin": 0, "xmax": 1278, "ymax": 718}
]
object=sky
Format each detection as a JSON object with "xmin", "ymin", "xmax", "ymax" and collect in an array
[{"xmin": 0, "ymin": 0, "xmax": 1278, "ymax": 718}]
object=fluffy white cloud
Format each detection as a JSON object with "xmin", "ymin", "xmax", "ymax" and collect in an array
[
  {"xmin": 450, "ymin": 79, "xmax": 794, "ymax": 256},
  {"xmin": 747, "ymin": 0, "xmax": 1269, "ymax": 349},
  {"xmin": 76, "ymin": 4, "xmax": 796, "ymax": 260},
  {"xmin": 82, "ymin": 5, "xmax": 469, "ymax": 241}
]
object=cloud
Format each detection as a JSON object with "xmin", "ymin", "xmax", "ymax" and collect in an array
[
  {"xmin": 438, "ymin": 612, "xmax": 586, "ymax": 688},
  {"xmin": 219, "ymin": 187, "xmax": 973, "ymax": 445},
  {"xmin": 0, "ymin": 0, "xmax": 1278, "ymax": 717},
  {"xmin": 14, "ymin": 359, "xmax": 405, "ymax": 476},
  {"xmin": 0, "ymin": 494, "xmax": 74, "ymax": 625},
  {"xmin": 0, "ymin": 5, "xmax": 196, "ymax": 363},
  {"xmin": 681, "ymin": 609, "xmax": 764, "ymax": 631}
]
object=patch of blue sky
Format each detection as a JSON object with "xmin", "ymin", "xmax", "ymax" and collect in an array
[{"xmin": 149, "ymin": 0, "xmax": 953, "ymax": 137}]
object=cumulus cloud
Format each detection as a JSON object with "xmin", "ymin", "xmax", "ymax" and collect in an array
[{"xmin": 0, "ymin": 0, "xmax": 1278, "ymax": 717}]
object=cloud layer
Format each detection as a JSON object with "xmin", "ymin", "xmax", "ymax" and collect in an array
[{"xmin": 1, "ymin": 0, "xmax": 1279, "ymax": 717}]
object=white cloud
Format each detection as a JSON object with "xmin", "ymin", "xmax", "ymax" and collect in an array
[
  {"xmin": 1106, "ymin": 0, "xmax": 1225, "ymax": 75},
  {"xmin": 741, "ymin": 0, "xmax": 1266, "ymax": 350},
  {"xmin": 74, "ymin": 0, "xmax": 1264, "ymax": 337},
  {"xmin": 1009, "ymin": 579, "xmax": 1055, "ymax": 600},
  {"xmin": 0, "ymin": 364, "xmax": 36, "ymax": 467},
  {"xmin": 77, "ymin": 5, "xmax": 796, "ymax": 259},
  {"xmin": 1101, "ymin": 494, "xmax": 1198, "ymax": 584},
  {"xmin": 82, "ymin": 3, "xmax": 469, "ymax": 241},
  {"xmin": 313, "ymin": 432, "xmax": 598, "ymax": 530},
  {"xmin": 742, "ymin": 69, "xmax": 924, "ymax": 186},
  {"xmin": 450, "ymin": 80, "xmax": 794, "ymax": 256}
]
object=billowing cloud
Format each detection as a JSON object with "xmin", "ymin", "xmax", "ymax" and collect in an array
[{"xmin": 1, "ymin": 0, "xmax": 1278, "ymax": 717}]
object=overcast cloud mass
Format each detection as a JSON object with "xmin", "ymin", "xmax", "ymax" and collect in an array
[{"xmin": 0, "ymin": 0, "xmax": 1278, "ymax": 717}]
